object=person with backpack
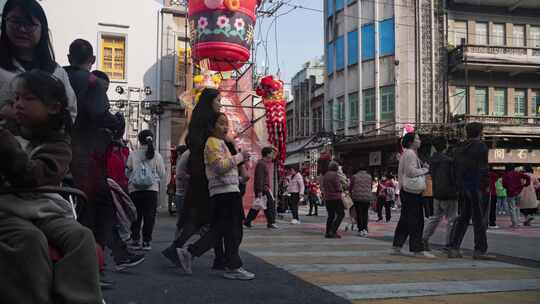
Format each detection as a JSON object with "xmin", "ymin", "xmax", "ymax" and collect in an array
[
  {"xmin": 449, "ymin": 123, "xmax": 494, "ymax": 260},
  {"xmin": 422, "ymin": 136, "xmax": 458, "ymax": 252},
  {"xmin": 502, "ymin": 166, "xmax": 530, "ymax": 228},
  {"xmin": 126, "ymin": 130, "xmax": 166, "ymax": 251},
  {"xmin": 103, "ymin": 114, "xmax": 145, "ymax": 270}
]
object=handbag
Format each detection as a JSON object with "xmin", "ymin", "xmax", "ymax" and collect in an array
[
  {"xmin": 252, "ymin": 195, "xmax": 267, "ymax": 211},
  {"xmin": 403, "ymin": 157, "xmax": 427, "ymax": 194},
  {"xmin": 341, "ymin": 192, "xmax": 354, "ymax": 209},
  {"xmin": 404, "ymin": 175, "xmax": 426, "ymax": 194}
]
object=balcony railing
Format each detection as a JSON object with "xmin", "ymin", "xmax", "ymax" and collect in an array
[
  {"xmin": 448, "ymin": 44, "xmax": 540, "ymax": 70},
  {"xmin": 454, "ymin": 114, "xmax": 540, "ymax": 125}
]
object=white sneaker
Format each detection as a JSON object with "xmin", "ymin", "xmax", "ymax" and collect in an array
[
  {"xmin": 414, "ymin": 251, "xmax": 436, "ymax": 259},
  {"xmin": 291, "ymin": 219, "xmax": 300, "ymax": 225},
  {"xmin": 390, "ymin": 247, "xmax": 403, "ymax": 255},
  {"xmin": 176, "ymin": 248, "xmax": 193, "ymax": 274},
  {"xmin": 488, "ymin": 225, "xmax": 499, "ymax": 229},
  {"xmin": 362, "ymin": 230, "xmax": 369, "ymax": 237},
  {"xmin": 223, "ymin": 267, "xmax": 255, "ymax": 280},
  {"xmin": 267, "ymin": 223, "xmax": 279, "ymax": 229}
]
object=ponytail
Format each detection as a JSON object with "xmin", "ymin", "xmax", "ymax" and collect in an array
[{"xmin": 138, "ymin": 129, "xmax": 155, "ymax": 160}]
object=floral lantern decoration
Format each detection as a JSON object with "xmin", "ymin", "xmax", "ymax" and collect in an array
[
  {"xmin": 189, "ymin": 0, "xmax": 260, "ymax": 72},
  {"xmin": 256, "ymin": 75, "xmax": 287, "ymax": 176},
  {"xmin": 192, "ymin": 72, "xmax": 222, "ymax": 104}
]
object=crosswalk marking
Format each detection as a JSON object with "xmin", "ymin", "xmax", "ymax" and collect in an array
[
  {"xmin": 242, "ymin": 224, "xmax": 540, "ymax": 302},
  {"xmin": 247, "ymin": 250, "xmax": 392, "ymax": 257},
  {"xmin": 323, "ymin": 279, "xmax": 540, "ymax": 300},
  {"xmin": 278, "ymin": 260, "xmax": 521, "ymax": 273}
]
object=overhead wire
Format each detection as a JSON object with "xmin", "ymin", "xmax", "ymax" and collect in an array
[{"xmin": 283, "ymin": 1, "xmax": 540, "ymax": 43}]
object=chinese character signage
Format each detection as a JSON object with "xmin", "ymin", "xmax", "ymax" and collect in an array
[{"xmin": 489, "ymin": 149, "xmax": 540, "ymax": 164}]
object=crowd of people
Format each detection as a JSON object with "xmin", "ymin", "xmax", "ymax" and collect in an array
[
  {"xmin": 0, "ymin": 1, "xmax": 539, "ymax": 303},
  {"xmin": 283, "ymin": 124, "xmax": 539, "ymax": 260},
  {"xmin": 0, "ymin": 1, "xmax": 167, "ymax": 302}
]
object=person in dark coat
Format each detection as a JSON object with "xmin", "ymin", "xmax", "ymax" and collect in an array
[{"xmin": 64, "ymin": 39, "xmax": 140, "ymax": 272}]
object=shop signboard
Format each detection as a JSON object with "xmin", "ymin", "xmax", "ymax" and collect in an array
[{"xmin": 489, "ymin": 149, "xmax": 540, "ymax": 164}]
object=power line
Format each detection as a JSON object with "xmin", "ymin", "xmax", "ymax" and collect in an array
[{"xmin": 284, "ymin": 1, "xmax": 540, "ymax": 43}]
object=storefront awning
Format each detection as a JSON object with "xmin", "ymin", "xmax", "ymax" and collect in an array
[{"xmin": 284, "ymin": 152, "xmax": 305, "ymax": 166}]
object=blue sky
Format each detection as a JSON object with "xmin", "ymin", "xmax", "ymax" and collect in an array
[{"xmin": 254, "ymin": 1, "xmax": 324, "ymax": 83}]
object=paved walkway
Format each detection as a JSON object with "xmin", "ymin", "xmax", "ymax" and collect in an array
[
  {"xmin": 242, "ymin": 212, "xmax": 540, "ymax": 303},
  {"xmin": 102, "ymin": 206, "xmax": 540, "ymax": 303}
]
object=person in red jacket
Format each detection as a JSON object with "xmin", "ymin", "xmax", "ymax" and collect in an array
[{"xmin": 502, "ymin": 167, "xmax": 530, "ymax": 228}]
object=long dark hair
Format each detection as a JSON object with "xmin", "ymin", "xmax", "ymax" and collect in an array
[
  {"xmin": 0, "ymin": 0, "xmax": 56, "ymax": 73},
  {"xmin": 187, "ymin": 88, "xmax": 220, "ymax": 155},
  {"xmin": 12, "ymin": 69, "xmax": 71, "ymax": 132},
  {"xmin": 138, "ymin": 129, "xmax": 155, "ymax": 160}
]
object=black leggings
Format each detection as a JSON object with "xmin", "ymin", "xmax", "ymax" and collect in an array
[
  {"xmin": 130, "ymin": 190, "xmax": 158, "ymax": 242},
  {"xmin": 188, "ymin": 192, "xmax": 244, "ymax": 270},
  {"xmin": 325, "ymin": 199, "xmax": 345, "ymax": 236},
  {"xmin": 354, "ymin": 201, "xmax": 370, "ymax": 232},
  {"xmin": 289, "ymin": 193, "xmax": 300, "ymax": 220},
  {"xmin": 393, "ymin": 190, "xmax": 424, "ymax": 252}
]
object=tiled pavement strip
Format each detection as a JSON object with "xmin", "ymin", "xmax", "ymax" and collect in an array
[{"xmin": 241, "ymin": 208, "xmax": 540, "ymax": 303}]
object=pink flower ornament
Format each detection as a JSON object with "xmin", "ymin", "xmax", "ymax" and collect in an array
[
  {"xmin": 198, "ymin": 17, "xmax": 209, "ymax": 30},
  {"xmin": 216, "ymin": 16, "xmax": 230, "ymax": 29},
  {"xmin": 234, "ymin": 18, "xmax": 245, "ymax": 31}
]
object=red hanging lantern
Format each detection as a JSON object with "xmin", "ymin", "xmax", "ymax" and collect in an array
[
  {"xmin": 189, "ymin": 0, "xmax": 260, "ymax": 71},
  {"xmin": 255, "ymin": 75, "xmax": 287, "ymax": 176}
]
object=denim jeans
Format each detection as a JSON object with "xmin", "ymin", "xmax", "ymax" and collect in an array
[
  {"xmin": 507, "ymin": 196, "xmax": 520, "ymax": 226},
  {"xmin": 496, "ymin": 196, "xmax": 508, "ymax": 215}
]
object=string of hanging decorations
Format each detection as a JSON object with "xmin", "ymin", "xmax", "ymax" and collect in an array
[{"xmin": 256, "ymin": 75, "xmax": 287, "ymax": 177}]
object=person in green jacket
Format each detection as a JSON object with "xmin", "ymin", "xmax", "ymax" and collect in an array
[{"xmin": 495, "ymin": 178, "xmax": 508, "ymax": 215}]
